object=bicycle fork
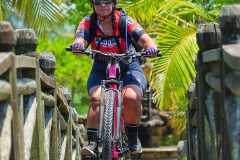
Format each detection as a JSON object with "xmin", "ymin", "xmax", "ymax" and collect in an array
[
  {"xmin": 113, "ymin": 81, "xmax": 128, "ymax": 158},
  {"xmin": 98, "ymin": 80, "xmax": 105, "ymax": 140},
  {"xmin": 98, "ymin": 80, "xmax": 128, "ymax": 158}
]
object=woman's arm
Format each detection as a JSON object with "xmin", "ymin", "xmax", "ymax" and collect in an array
[
  {"xmin": 74, "ymin": 38, "xmax": 89, "ymax": 48},
  {"xmin": 138, "ymin": 34, "xmax": 157, "ymax": 49}
]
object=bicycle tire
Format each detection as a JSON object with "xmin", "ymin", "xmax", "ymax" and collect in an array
[{"xmin": 102, "ymin": 90, "xmax": 115, "ymax": 160}]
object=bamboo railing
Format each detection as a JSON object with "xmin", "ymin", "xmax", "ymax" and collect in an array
[{"xmin": 0, "ymin": 21, "xmax": 85, "ymax": 160}]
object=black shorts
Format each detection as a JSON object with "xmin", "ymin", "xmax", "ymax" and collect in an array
[{"xmin": 87, "ymin": 59, "xmax": 147, "ymax": 94}]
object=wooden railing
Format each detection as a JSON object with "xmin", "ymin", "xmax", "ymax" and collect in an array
[
  {"xmin": 0, "ymin": 22, "xmax": 85, "ymax": 160},
  {"xmin": 186, "ymin": 4, "xmax": 240, "ymax": 160}
]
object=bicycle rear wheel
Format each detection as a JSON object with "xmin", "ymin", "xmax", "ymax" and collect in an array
[{"xmin": 102, "ymin": 90, "xmax": 115, "ymax": 160}]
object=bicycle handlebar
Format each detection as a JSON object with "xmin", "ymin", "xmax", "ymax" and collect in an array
[{"xmin": 65, "ymin": 47, "xmax": 161, "ymax": 58}]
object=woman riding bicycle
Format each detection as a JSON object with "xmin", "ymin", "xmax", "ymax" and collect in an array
[{"xmin": 71, "ymin": 0, "xmax": 159, "ymax": 158}]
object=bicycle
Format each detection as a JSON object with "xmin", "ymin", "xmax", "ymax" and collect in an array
[{"xmin": 66, "ymin": 47, "xmax": 161, "ymax": 160}]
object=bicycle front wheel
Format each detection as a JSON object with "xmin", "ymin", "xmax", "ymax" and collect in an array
[{"xmin": 102, "ymin": 90, "xmax": 115, "ymax": 160}]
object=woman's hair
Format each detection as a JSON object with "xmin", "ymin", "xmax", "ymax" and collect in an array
[
  {"xmin": 111, "ymin": 7, "xmax": 118, "ymax": 40},
  {"xmin": 90, "ymin": 0, "xmax": 117, "ymax": 5}
]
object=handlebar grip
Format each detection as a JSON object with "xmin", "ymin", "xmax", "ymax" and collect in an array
[
  {"xmin": 157, "ymin": 51, "xmax": 162, "ymax": 57},
  {"xmin": 66, "ymin": 47, "xmax": 72, "ymax": 51}
]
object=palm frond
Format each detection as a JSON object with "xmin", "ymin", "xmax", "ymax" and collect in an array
[
  {"xmin": 4, "ymin": 0, "xmax": 67, "ymax": 36},
  {"xmin": 149, "ymin": 14, "xmax": 198, "ymax": 111},
  {"xmin": 117, "ymin": 0, "xmax": 164, "ymax": 27},
  {"xmin": 0, "ymin": 0, "xmax": 12, "ymax": 21},
  {"xmin": 159, "ymin": 0, "xmax": 216, "ymax": 24},
  {"xmin": 23, "ymin": 0, "xmax": 67, "ymax": 36},
  {"xmin": 0, "ymin": 1, "xmax": 2, "ymax": 21}
]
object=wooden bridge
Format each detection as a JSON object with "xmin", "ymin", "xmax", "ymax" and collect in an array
[
  {"xmin": 0, "ymin": 22, "xmax": 180, "ymax": 160},
  {"xmin": 1, "ymin": 4, "xmax": 240, "ymax": 160},
  {"xmin": 0, "ymin": 26, "xmax": 86, "ymax": 159}
]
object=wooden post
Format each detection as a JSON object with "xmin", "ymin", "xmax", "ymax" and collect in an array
[
  {"xmin": 0, "ymin": 22, "xmax": 25, "ymax": 160},
  {"xmin": 196, "ymin": 22, "xmax": 221, "ymax": 160},
  {"xmin": 0, "ymin": 22, "xmax": 14, "ymax": 160},
  {"xmin": 14, "ymin": 28, "xmax": 45, "ymax": 160},
  {"xmin": 0, "ymin": 21, "xmax": 15, "ymax": 52},
  {"xmin": 59, "ymin": 87, "xmax": 73, "ymax": 160},
  {"xmin": 39, "ymin": 51, "xmax": 58, "ymax": 160},
  {"xmin": 219, "ymin": 4, "xmax": 240, "ymax": 160}
]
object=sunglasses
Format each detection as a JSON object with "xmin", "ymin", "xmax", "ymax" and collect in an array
[{"xmin": 93, "ymin": 0, "xmax": 112, "ymax": 5}]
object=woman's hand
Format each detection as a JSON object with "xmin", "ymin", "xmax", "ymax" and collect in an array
[
  {"xmin": 71, "ymin": 42, "xmax": 83, "ymax": 56},
  {"xmin": 146, "ymin": 47, "xmax": 159, "ymax": 57}
]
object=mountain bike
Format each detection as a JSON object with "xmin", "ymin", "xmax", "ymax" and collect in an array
[{"xmin": 66, "ymin": 47, "xmax": 161, "ymax": 160}]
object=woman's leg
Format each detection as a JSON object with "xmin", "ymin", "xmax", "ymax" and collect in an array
[
  {"xmin": 87, "ymin": 85, "xmax": 101, "ymax": 128},
  {"xmin": 81, "ymin": 85, "xmax": 101, "ymax": 157},
  {"xmin": 122, "ymin": 84, "xmax": 143, "ymax": 155},
  {"xmin": 122, "ymin": 84, "xmax": 143, "ymax": 124}
]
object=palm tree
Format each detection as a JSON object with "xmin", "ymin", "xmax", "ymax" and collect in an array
[{"xmin": 0, "ymin": 0, "xmax": 67, "ymax": 36}]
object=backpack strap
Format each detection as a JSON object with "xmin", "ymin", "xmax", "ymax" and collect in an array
[
  {"xmin": 88, "ymin": 13, "xmax": 97, "ymax": 45},
  {"xmin": 119, "ymin": 10, "xmax": 127, "ymax": 38},
  {"xmin": 118, "ymin": 10, "xmax": 143, "ymax": 52}
]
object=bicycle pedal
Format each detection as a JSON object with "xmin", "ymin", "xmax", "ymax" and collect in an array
[{"xmin": 118, "ymin": 148, "xmax": 128, "ymax": 157}]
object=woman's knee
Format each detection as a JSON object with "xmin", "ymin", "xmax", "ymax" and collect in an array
[
  {"xmin": 89, "ymin": 85, "xmax": 101, "ymax": 109},
  {"xmin": 122, "ymin": 85, "xmax": 142, "ymax": 105}
]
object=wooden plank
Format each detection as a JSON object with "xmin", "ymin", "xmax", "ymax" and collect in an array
[
  {"xmin": 0, "ymin": 80, "xmax": 11, "ymax": 101},
  {"xmin": 205, "ymin": 72, "xmax": 221, "ymax": 93},
  {"xmin": 97, "ymin": 146, "xmax": 179, "ymax": 159},
  {"xmin": 41, "ymin": 92, "xmax": 55, "ymax": 107},
  {"xmin": 11, "ymin": 55, "xmax": 25, "ymax": 160},
  {"xmin": 57, "ymin": 88, "xmax": 70, "ymax": 114},
  {"xmin": 72, "ymin": 117, "xmax": 76, "ymax": 132},
  {"xmin": 17, "ymin": 78, "xmax": 36, "ymax": 95},
  {"xmin": 222, "ymin": 44, "xmax": 240, "ymax": 71},
  {"xmin": 202, "ymin": 48, "xmax": 221, "ymax": 63},
  {"xmin": 24, "ymin": 96, "xmax": 38, "ymax": 160},
  {"xmin": 72, "ymin": 149, "xmax": 76, "ymax": 160},
  {"xmin": 189, "ymin": 89, "xmax": 196, "ymax": 110},
  {"xmin": 0, "ymin": 101, "xmax": 13, "ymax": 160},
  {"xmin": 72, "ymin": 135, "xmax": 76, "ymax": 147},
  {"xmin": 15, "ymin": 55, "xmax": 37, "ymax": 68},
  {"xmin": 44, "ymin": 108, "xmax": 53, "ymax": 160},
  {"xmin": 140, "ymin": 146, "xmax": 179, "ymax": 159},
  {"xmin": 57, "ymin": 110, "xmax": 68, "ymax": 131},
  {"xmin": 40, "ymin": 70, "xmax": 56, "ymax": 89},
  {"xmin": 64, "ymin": 115, "xmax": 72, "ymax": 160},
  {"xmin": 60, "ymin": 132, "xmax": 67, "ymax": 160},
  {"xmin": 75, "ymin": 125, "xmax": 81, "ymax": 159},
  {"xmin": 35, "ymin": 65, "xmax": 45, "ymax": 160},
  {"xmin": 28, "ymin": 54, "xmax": 45, "ymax": 160},
  {"xmin": 0, "ymin": 53, "xmax": 12, "ymax": 76},
  {"xmin": 50, "ymin": 107, "xmax": 59, "ymax": 160}
]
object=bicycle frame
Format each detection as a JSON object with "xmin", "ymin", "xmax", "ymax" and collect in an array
[{"xmin": 98, "ymin": 60, "xmax": 126, "ymax": 159}]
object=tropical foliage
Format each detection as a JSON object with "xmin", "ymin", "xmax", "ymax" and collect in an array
[{"xmin": 0, "ymin": 0, "xmax": 67, "ymax": 36}]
